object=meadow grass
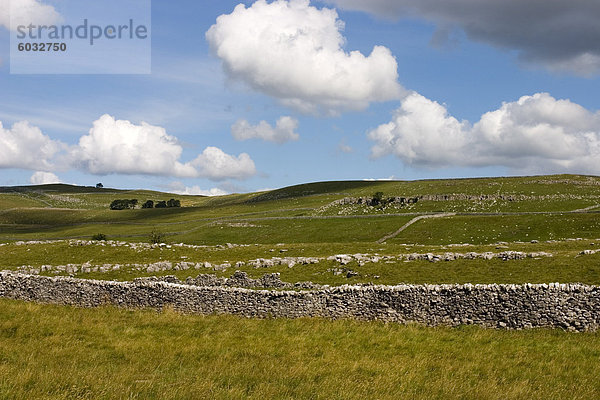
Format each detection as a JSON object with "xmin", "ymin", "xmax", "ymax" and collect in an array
[
  {"xmin": 251, "ymin": 174, "xmax": 600, "ymax": 199},
  {"xmin": 1, "ymin": 239, "xmax": 599, "ymax": 285},
  {"xmin": 2, "ymin": 174, "xmax": 600, "ymax": 245},
  {"xmin": 80, "ymin": 253, "xmax": 599, "ymax": 286},
  {"xmin": 3, "ymin": 208, "xmax": 600, "ymax": 246},
  {"xmin": 389, "ymin": 213, "xmax": 600, "ymax": 245},
  {"xmin": 0, "ymin": 210, "xmax": 417, "ymax": 244},
  {"xmin": 0, "ymin": 299, "xmax": 599, "ymax": 400},
  {"xmin": 2, "ymin": 176, "xmax": 600, "ymax": 398}
]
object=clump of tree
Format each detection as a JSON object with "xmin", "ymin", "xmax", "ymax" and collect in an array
[
  {"xmin": 142, "ymin": 199, "xmax": 180, "ymax": 209},
  {"xmin": 109, "ymin": 199, "xmax": 138, "ymax": 210},
  {"xmin": 167, "ymin": 198, "xmax": 181, "ymax": 208},
  {"xmin": 110, "ymin": 198, "xmax": 181, "ymax": 210}
]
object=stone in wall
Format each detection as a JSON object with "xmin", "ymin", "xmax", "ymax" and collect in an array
[{"xmin": 1, "ymin": 272, "xmax": 599, "ymax": 331}]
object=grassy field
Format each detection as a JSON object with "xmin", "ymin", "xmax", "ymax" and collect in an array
[
  {"xmin": 1, "ymin": 239, "xmax": 600, "ymax": 285},
  {"xmin": 0, "ymin": 299, "xmax": 598, "ymax": 400},
  {"xmin": 0, "ymin": 175, "xmax": 600, "ymax": 246},
  {"xmin": 2, "ymin": 175, "xmax": 600, "ymax": 398},
  {"xmin": 388, "ymin": 213, "xmax": 600, "ymax": 245},
  {"xmin": 1, "ymin": 174, "xmax": 600, "ymax": 285}
]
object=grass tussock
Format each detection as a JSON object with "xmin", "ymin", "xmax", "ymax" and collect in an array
[{"xmin": 0, "ymin": 299, "xmax": 599, "ymax": 399}]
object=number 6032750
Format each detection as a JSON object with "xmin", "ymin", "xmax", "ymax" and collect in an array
[{"xmin": 17, "ymin": 42, "xmax": 67, "ymax": 52}]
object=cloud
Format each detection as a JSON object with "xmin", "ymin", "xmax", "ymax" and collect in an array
[
  {"xmin": 0, "ymin": 115, "xmax": 257, "ymax": 181},
  {"xmin": 362, "ymin": 176, "xmax": 395, "ymax": 181},
  {"xmin": 0, "ymin": 0, "xmax": 62, "ymax": 30},
  {"xmin": 168, "ymin": 182, "xmax": 229, "ymax": 197},
  {"xmin": 326, "ymin": 0, "xmax": 600, "ymax": 76},
  {"xmin": 67, "ymin": 115, "xmax": 257, "ymax": 181},
  {"xmin": 0, "ymin": 120, "xmax": 64, "ymax": 170},
  {"xmin": 231, "ymin": 116, "xmax": 299, "ymax": 143},
  {"xmin": 368, "ymin": 92, "xmax": 600, "ymax": 174},
  {"xmin": 187, "ymin": 146, "xmax": 256, "ymax": 181},
  {"xmin": 30, "ymin": 171, "xmax": 60, "ymax": 184},
  {"xmin": 337, "ymin": 140, "xmax": 353, "ymax": 153},
  {"xmin": 206, "ymin": 0, "xmax": 404, "ymax": 114},
  {"xmin": 69, "ymin": 114, "xmax": 197, "ymax": 177}
]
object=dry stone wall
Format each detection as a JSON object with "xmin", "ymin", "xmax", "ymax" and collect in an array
[{"xmin": 1, "ymin": 272, "xmax": 599, "ymax": 331}]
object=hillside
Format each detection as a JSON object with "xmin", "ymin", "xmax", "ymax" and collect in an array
[
  {"xmin": 0, "ymin": 174, "xmax": 599, "ymax": 286},
  {"xmin": 2, "ymin": 175, "xmax": 600, "ymax": 399},
  {"xmin": 1, "ymin": 174, "xmax": 600, "ymax": 245}
]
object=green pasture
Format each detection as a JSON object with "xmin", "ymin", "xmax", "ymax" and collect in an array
[
  {"xmin": 2, "ymin": 176, "xmax": 600, "ymax": 399},
  {"xmin": 1, "ymin": 174, "xmax": 600, "ymax": 285},
  {"xmin": 1, "ymin": 238, "xmax": 599, "ymax": 285},
  {"xmin": 0, "ymin": 299, "xmax": 598, "ymax": 399}
]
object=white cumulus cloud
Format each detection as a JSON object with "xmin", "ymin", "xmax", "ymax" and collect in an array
[
  {"xmin": 206, "ymin": 0, "xmax": 404, "ymax": 114},
  {"xmin": 70, "ymin": 114, "xmax": 196, "ymax": 177},
  {"xmin": 30, "ymin": 171, "xmax": 60, "ymax": 184},
  {"xmin": 363, "ymin": 176, "xmax": 395, "ymax": 181},
  {"xmin": 188, "ymin": 146, "xmax": 256, "ymax": 181},
  {"xmin": 368, "ymin": 92, "xmax": 600, "ymax": 174},
  {"xmin": 0, "ymin": 115, "xmax": 257, "ymax": 181},
  {"xmin": 168, "ymin": 182, "xmax": 229, "ymax": 197},
  {"xmin": 0, "ymin": 0, "xmax": 62, "ymax": 30},
  {"xmin": 68, "ymin": 115, "xmax": 256, "ymax": 181},
  {"xmin": 0, "ymin": 120, "xmax": 63, "ymax": 170},
  {"xmin": 232, "ymin": 116, "xmax": 299, "ymax": 143}
]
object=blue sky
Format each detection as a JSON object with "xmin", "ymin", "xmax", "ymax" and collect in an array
[{"xmin": 1, "ymin": 0, "xmax": 599, "ymax": 195}]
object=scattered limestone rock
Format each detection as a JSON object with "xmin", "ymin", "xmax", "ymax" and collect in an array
[{"xmin": 181, "ymin": 271, "xmax": 323, "ymax": 289}]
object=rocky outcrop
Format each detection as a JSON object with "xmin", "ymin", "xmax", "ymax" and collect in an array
[
  {"xmin": 323, "ymin": 193, "xmax": 600, "ymax": 207},
  {"xmin": 328, "ymin": 196, "xmax": 419, "ymax": 207}
]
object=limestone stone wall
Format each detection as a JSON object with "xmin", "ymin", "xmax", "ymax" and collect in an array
[{"xmin": 1, "ymin": 271, "xmax": 598, "ymax": 331}]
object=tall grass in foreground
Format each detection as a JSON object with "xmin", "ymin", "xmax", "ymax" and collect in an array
[{"xmin": 0, "ymin": 299, "xmax": 599, "ymax": 399}]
